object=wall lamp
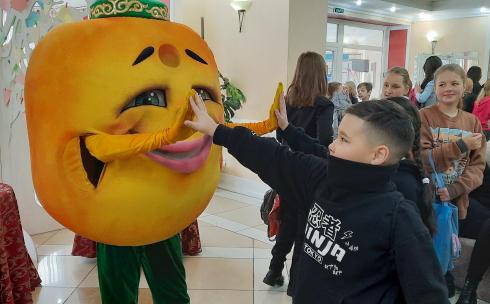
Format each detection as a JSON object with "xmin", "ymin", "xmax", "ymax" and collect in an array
[
  {"xmin": 230, "ymin": 0, "xmax": 252, "ymax": 33},
  {"xmin": 426, "ymin": 31, "xmax": 439, "ymax": 54}
]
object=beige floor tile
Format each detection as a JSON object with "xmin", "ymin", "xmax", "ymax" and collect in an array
[
  {"xmin": 137, "ymin": 289, "xmax": 154, "ymax": 304},
  {"xmin": 205, "ymin": 195, "xmax": 248, "ymax": 214},
  {"xmin": 253, "ymin": 223, "xmax": 268, "ymax": 232},
  {"xmin": 64, "ymin": 288, "xmax": 153, "ymax": 304},
  {"xmin": 32, "ymin": 230, "xmax": 60, "ymax": 247},
  {"xmin": 184, "ymin": 258, "xmax": 253, "ymax": 290},
  {"xmin": 32, "ymin": 286, "xmax": 75, "ymax": 304},
  {"xmin": 254, "ymin": 240, "xmax": 274, "ymax": 249},
  {"xmin": 200, "ymin": 225, "xmax": 253, "ymax": 248},
  {"xmin": 79, "ymin": 267, "xmax": 99, "ymax": 288},
  {"xmin": 188, "ymin": 289, "xmax": 253, "ymax": 304},
  {"xmin": 37, "ymin": 245, "xmax": 73, "ymax": 256},
  {"xmin": 238, "ymin": 227, "xmax": 272, "ymax": 244},
  {"xmin": 254, "ymin": 290, "xmax": 292, "ymax": 304},
  {"xmin": 44, "ymin": 229, "xmax": 75, "ymax": 245},
  {"xmin": 64, "ymin": 287, "xmax": 101, "ymax": 304},
  {"xmin": 199, "ymin": 214, "xmax": 249, "ymax": 232},
  {"xmin": 197, "ymin": 220, "xmax": 213, "ymax": 227},
  {"xmin": 216, "ymin": 205, "xmax": 264, "ymax": 227},
  {"xmin": 192, "ymin": 247, "xmax": 253, "ymax": 259},
  {"xmin": 37, "ymin": 255, "xmax": 95, "ymax": 287},
  {"xmin": 254, "ymin": 259, "xmax": 288, "ymax": 291}
]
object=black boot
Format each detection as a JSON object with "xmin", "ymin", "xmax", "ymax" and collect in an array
[
  {"xmin": 445, "ymin": 272, "xmax": 455, "ymax": 298},
  {"xmin": 456, "ymin": 278, "xmax": 479, "ymax": 304},
  {"xmin": 263, "ymin": 269, "xmax": 284, "ymax": 287}
]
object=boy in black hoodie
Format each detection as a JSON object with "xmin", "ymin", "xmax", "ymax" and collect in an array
[{"xmin": 185, "ymin": 95, "xmax": 448, "ymax": 304}]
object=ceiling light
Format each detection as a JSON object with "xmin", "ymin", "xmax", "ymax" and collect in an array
[
  {"xmin": 356, "ymin": 0, "xmax": 362, "ymax": 5},
  {"xmin": 390, "ymin": 6, "xmax": 396, "ymax": 12},
  {"xmin": 419, "ymin": 12, "xmax": 431, "ymax": 19}
]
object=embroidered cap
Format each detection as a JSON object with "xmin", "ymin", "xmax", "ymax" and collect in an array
[{"xmin": 90, "ymin": 0, "xmax": 169, "ymax": 21}]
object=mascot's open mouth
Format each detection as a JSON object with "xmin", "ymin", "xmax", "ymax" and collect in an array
[{"xmin": 145, "ymin": 135, "xmax": 212, "ymax": 173}]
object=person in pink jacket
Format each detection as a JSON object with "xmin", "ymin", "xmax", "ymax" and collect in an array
[{"xmin": 472, "ymin": 79, "xmax": 490, "ymax": 139}]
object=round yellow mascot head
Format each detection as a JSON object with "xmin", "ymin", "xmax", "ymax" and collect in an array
[{"xmin": 24, "ymin": 0, "xmax": 223, "ymax": 245}]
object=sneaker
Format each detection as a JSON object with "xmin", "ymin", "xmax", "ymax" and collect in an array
[{"xmin": 263, "ymin": 269, "xmax": 284, "ymax": 287}]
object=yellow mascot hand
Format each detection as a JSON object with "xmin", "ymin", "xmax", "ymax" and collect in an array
[
  {"xmin": 225, "ymin": 82, "xmax": 283, "ymax": 135},
  {"xmin": 84, "ymin": 98, "xmax": 195, "ymax": 163}
]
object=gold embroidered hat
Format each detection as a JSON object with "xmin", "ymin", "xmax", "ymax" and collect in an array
[{"xmin": 90, "ymin": 0, "xmax": 169, "ymax": 21}]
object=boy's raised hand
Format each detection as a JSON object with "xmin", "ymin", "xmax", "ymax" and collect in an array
[
  {"xmin": 275, "ymin": 93, "xmax": 289, "ymax": 131},
  {"xmin": 184, "ymin": 93, "xmax": 219, "ymax": 136}
]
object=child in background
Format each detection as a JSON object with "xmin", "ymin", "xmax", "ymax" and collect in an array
[
  {"xmin": 344, "ymin": 81, "xmax": 359, "ymax": 104},
  {"xmin": 185, "ymin": 94, "xmax": 448, "ymax": 304},
  {"xmin": 382, "ymin": 67, "xmax": 412, "ymax": 98},
  {"xmin": 264, "ymin": 51, "xmax": 333, "ymax": 290},
  {"xmin": 415, "ymin": 56, "xmax": 443, "ymax": 108},
  {"xmin": 328, "ymin": 82, "xmax": 352, "ymax": 139},
  {"xmin": 420, "ymin": 64, "xmax": 487, "ymax": 303},
  {"xmin": 357, "ymin": 82, "xmax": 372, "ymax": 102},
  {"xmin": 472, "ymin": 79, "xmax": 490, "ymax": 139}
]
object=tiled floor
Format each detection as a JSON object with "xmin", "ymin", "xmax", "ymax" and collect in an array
[
  {"xmin": 31, "ymin": 189, "xmax": 488, "ymax": 304},
  {"xmin": 32, "ymin": 189, "xmax": 292, "ymax": 304}
]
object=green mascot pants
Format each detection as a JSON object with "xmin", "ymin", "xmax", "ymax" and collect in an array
[{"xmin": 97, "ymin": 235, "xmax": 190, "ymax": 304}]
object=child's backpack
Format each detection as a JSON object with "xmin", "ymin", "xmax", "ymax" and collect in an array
[
  {"xmin": 260, "ymin": 189, "xmax": 277, "ymax": 225},
  {"xmin": 428, "ymin": 150, "xmax": 461, "ymax": 273},
  {"xmin": 267, "ymin": 194, "xmax": 281, "ymax": 240},
  {"xmin": 260, "ymin": 189, "xmax": 281, "ymax": 240}
]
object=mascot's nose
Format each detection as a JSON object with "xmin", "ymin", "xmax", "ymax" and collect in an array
[{"xmin": 158, "ymin": 44, "xmax": 180, "ymax": 68}]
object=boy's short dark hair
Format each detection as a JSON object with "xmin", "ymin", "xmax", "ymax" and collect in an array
[
  {"xmin": 345, "ymin": 100, "xmax": 414, "ymax": 164},
  {"xmin": 357, "ymin": 82, "xmax": 373, "ymax": 92}
]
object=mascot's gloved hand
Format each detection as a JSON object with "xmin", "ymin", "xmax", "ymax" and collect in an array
[
  {"xmin": 225, "ymin": 82, "xmax": 283, "ymax": 135},
  {"xmin": 84, "ymin": 92, "xmax": 195, "ymax": 163}
]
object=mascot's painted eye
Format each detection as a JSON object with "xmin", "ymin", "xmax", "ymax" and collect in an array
[
  {"xmin": 122, "ymin": 89, "xmax": 166, "ymax": 112},
  {"xmin": 194, "ymin": 87, "xmax": 213, "ymax": 101}
]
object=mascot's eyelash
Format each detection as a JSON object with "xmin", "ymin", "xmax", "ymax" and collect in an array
[
  {"xmin": 133, "ymin": 47, "xmax": 155, "ymax": 66},
  {"xmin": 185, "ymin": 49, "xmax": 207, "ymax": 65}
]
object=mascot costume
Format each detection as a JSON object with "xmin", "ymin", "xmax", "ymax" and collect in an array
[{"xmin": 24, "ymin": 0, "xmax": 282, "ymax": 301}]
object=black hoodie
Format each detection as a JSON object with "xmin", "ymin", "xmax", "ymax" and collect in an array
[
  {"xmin": 214, "ymin": 125, "xmax": 448, "ymax": 304},
  {"xmin": 281, "ymin": 124, "xmax": 435, "ymax": 235}
]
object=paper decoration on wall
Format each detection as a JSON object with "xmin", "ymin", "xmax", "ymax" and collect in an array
[
  {"xmin": 0, "ymin": 0, "xmax": 87, "ymax": 164},
  {"xmin": 25, "ymin": 11, "xmax": 40, "ymax": 27},
  {"xmin": 3, "ymin": 88, "xmax": 12, "ymax": 106},
  {"xmin": 11, "ymin": 0, "xmax": 28, "ymax": 12},
  {"xmin": 0, "ymin": 0, "xmax": 11, "ymax": 10}
]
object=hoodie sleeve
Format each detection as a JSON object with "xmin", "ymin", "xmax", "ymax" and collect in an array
[
  {"xmin": 214, "ymin": 125, "xmax": 325, "ymax": 212},
  {"xmin": 314, "ymin": 97, "xmax": 334, "ymax": 147},
  {"xmin": 281, "ymin": 124, "xmax": 328, "ymax": 158},
  {"xmin": 392, "ymin": 201, "xmax": 449, "ymax": 304}
]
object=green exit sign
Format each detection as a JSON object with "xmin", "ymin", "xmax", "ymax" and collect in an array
[{"xmin": 333, "ymin": 7, "xmax": 344, "ymax": 14}]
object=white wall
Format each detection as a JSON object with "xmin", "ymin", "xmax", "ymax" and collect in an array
[
  {"xmin": 408, "ymin": 16, "xmax": 490, "ymax": 80},
  {"xmin": 0, "ymin": 105, "xmax": 62, "ymax": 234},
  {"xmin": 174, "ymin": 0, "xmax": 328, "ymax": 179},
  {"xmin": 175, "ymin": 0, "xmax": 290, "ymax": 120}
]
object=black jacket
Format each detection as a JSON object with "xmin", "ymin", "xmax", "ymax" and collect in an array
[
  {"xmin": 470, "ymin": 164, "xmax": 490, "ymax": 209},
  {"xmin": 276, "ymin": 96, "xmax": 334, "ymax": 147},
  {"xmin": 281, "ymin": 124, "xmax": 435, "ymax": 234},
  {"xmin": 214, "ymin": 125, "xmax": 448, "ymax": 304}
]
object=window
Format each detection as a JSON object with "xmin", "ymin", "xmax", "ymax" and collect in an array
[
  {"xmin": 343, "ymin": 25, "xmax": 383, "ymax": 47},
  {"xmin": 327, "ymin": 23, "xmax": 338, "ymax": 43}
]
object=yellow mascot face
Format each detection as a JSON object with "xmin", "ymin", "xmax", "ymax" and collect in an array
[{"xmin": 25, "ymin": 17, "xmax": 223, "ymax": 245}]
